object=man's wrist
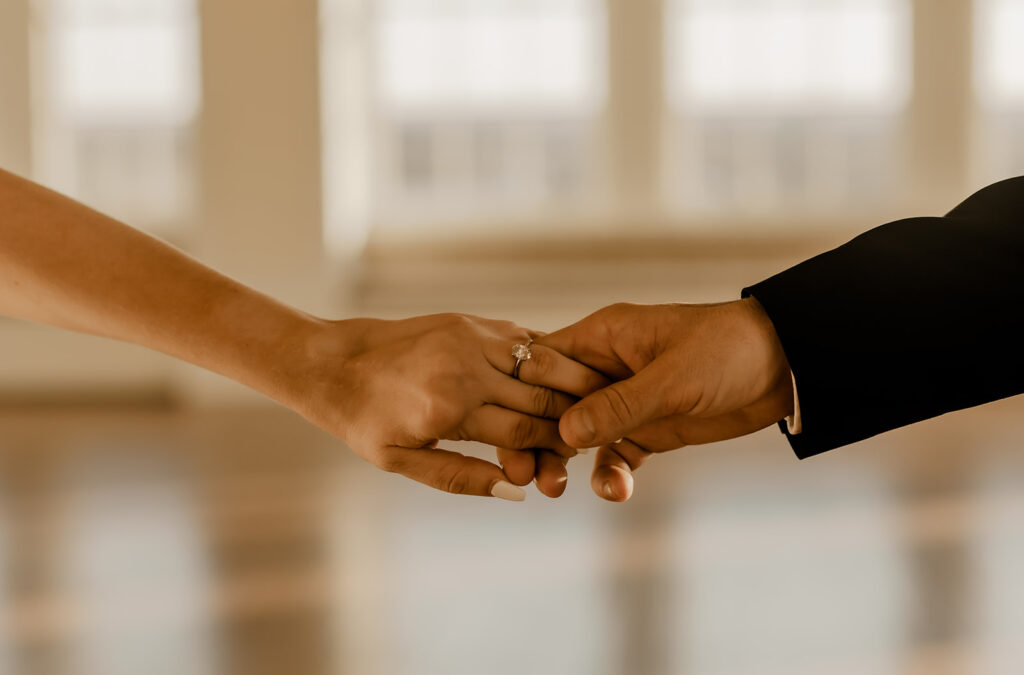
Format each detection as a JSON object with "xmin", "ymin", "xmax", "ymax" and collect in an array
[{"xmin": 739, "ymin": 296, "xmax": 794, "ymax": 420}]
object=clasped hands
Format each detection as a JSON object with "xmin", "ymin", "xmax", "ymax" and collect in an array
[{"xmin": 298, "ymin": 298, "xmax": 794, "ymax": 502}]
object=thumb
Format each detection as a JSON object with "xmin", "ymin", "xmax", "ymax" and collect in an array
[{"xmin": 559, "ymin": 366, "xmax": 670, "ymax": 448}]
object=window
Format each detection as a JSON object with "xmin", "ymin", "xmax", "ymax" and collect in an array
[
  {"xmin": 322, "ymin": 0, "xmax": 605, "ymax": 239},
  {"xmin": 32, "ymin": 0, "xmax": 201, "ymax": 233},
  {"xmin": 665, "ymin": 0, "xmax": 911, "ymax": 219},
  {"xmin": 974, "ymin": 0, "xmax": 1024, "ymax": 185}
]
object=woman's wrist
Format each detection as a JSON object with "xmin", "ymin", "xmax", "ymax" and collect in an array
[
  {"xmin": 245, "ymin": 311, "xmax": 331, "ymax": 407},
  {"xmin": 185, "ymin": 284, "xmax": 349, "ymax": 414},
  {"xmin": 264, "ymin": 316, "xmax": 385, "ymax": 429}
]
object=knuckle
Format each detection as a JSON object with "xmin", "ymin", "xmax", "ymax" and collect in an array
[
  {"xmin": 526, "ymin": 346, "xmax": 553, "ymax": 378},
  {"xmin": 509, "ymin": 415, "xmax": 540, "ymax": 449},
  {"xmin": 415, "ymin": 397, "xmax": 439, "ymax": 429},
  {"xmin": 417, "ymin": 396, "xmax": 452, "ymax": 433},
  {"xmin": 531, "ymin": 385, "xmax": 559, "ymax": 418},
  {"xmin": 421, "ymin": 316, "xmax": 475, "ymax": 352},
  {"xmin": 602, "ymin": 386, "xmax": 636, "ymax": 427},
  {"xmin": 607, "ymin": 302, "xmax": 637, "ymax": 316},
  {"xmin": 438, "ymin": 312, "xmax": 467, "ymax": 325},
  {"xmin": 439, "ymin": 466, "xmax": 473, "ymax": 495},
  {"xmin": 376, "ymin": 452, "xmax": 406, "ymax": 475},
  {"xmin": 418, "ymin": 329, "xmax": 459, "ymax": 358},
  {"xmin": 442, "ymin": 312, "xmax": 477, "ymax": 335}
]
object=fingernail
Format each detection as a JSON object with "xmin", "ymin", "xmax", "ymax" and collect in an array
[
  {"xmin": 491, "ymin": 480, "xmax": 526, "ymax": 502},
  {"xmin": 602, "ymin": 481, "xmax": 616, "ymax": 500},
  {"xmin": 569, "ymin": 408, "xmax": 596, "ymax": 445},
  {"xmin": 577, "ymin": 447, "xmax": 592, "ymax": 455}
]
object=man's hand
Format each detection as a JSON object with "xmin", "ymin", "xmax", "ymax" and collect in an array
[{"xmin": 538, "ymin": 299, "xmax": 794, "ymax": 502}]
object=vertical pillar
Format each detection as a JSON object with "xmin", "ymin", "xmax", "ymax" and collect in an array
[
  {"xmin": 908, "ymin": 0, "xmax": 974, "ymax": 208},
  {"xmin": 604, "ymin": 0, "xmax": 666, "ymax": 221},
  {"xmin": 186, "ymin": 0, "xmax": 327, "ymax": 403},
  {"xmin": 196, "ymin": 0, "xmax": 326, "ymax": 313},
  {"xmin": 0, "ymin": 0, "xmax": 33, "ymax": 177},
  {"xmin": 319, "ymin": 0, "xmax": 373, "ymax": 307}
]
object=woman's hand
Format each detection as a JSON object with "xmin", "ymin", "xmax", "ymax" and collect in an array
[{"xmin": 290, "ymin": 313, "xmax": 608, "ymax": 500}]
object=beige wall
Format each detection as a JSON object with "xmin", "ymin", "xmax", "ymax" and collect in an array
[
  {"xmin": 0, "ymin": 0, "xmax": 32, "ymax": 177},
  {"xmin": 196, "ymin": 0, "xmax": 325, "ymax": 313},
  {"xmin": 0, "ymin": 0, "xmax": 1008, "ymax": 402},
  {"xmin": 0, "ymin": 0, "xmax": 327, "ymax": 404}
]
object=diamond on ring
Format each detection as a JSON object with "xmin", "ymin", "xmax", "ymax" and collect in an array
[{"xmin": 512, "ymin": 340, "xmax": 533, "ymax": 379}]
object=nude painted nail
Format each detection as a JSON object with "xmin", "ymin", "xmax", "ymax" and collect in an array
[
  {"xmin": 577, "ymin": 447, "xmax": 593, "ymax": 455},
  {"xmin": 491, "ymin": 480, "xmax": 526, "ymax": 502}
]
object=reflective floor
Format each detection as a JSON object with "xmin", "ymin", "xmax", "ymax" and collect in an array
[{"xmin": 0, "ymin": 395, "xmax": 1022, "ymax": 675}]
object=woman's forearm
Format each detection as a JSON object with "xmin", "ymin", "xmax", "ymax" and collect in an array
[
  {"xmin": 0, "ymin": 168, "xmax": 605, "ymax": 499},
  {"xmin": 0, "ymin": 168, "xmax": 326, "ymax": 406}
]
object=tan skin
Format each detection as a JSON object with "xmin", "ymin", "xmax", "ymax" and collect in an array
[
  {"xmin": 0, "ymin": 169, "xmax": 607, "ymax": 500},
  {"xmin": 530, "ymin": 301, "xmax": 794, "ymax": 502},
  {"xmin": 0, "ymin": 168, "xmax": 795, "ymax": 503}
]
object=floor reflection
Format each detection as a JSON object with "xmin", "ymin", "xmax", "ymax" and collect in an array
[
  {"xmin": 0, "ymin": 397, "xmax": 1020, "ymax": 675},
  {"xmin": 670, "ymin": 454, "xmax": 909, "ymax": 675},
  {"xmin": 59, "ymin": 452, "xmax": 218, "ymax": 675}
]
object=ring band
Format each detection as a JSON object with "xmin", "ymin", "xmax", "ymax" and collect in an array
[{"xmin": 512, "ymin": 339, "xmax": 534, "ymax": 380}]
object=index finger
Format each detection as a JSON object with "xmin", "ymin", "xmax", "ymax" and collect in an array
[{"xmin": 381, "ymin": 445, "xmax": 527, "ymax": 501}]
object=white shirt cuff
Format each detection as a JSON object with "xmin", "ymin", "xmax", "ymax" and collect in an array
[{"xmin": 784, "ymin": 370, "xmax": 802, "ymax": 435}]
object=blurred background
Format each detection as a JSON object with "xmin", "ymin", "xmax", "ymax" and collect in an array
[{"xmin": 0, "ymin": 0, "xmax": 1023, "ymax": 673}]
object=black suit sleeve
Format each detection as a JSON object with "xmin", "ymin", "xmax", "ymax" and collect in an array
[{"xmin": 742, "ymin": 176, "xmax": 1024, "ymax": 458}]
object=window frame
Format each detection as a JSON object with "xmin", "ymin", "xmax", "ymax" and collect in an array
[{"xmin": 327, "ymin": 0, "xmax": 974, "ymax": 254}]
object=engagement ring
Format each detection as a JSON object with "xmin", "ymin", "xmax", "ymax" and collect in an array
[{"xmin": 512, "ymin": 339, "xmax": 533, "ymax": 380}]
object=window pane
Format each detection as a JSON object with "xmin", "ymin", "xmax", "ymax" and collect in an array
[
  {"xmin": 976, "ymin": 0, "xmax": 1024, "ymax": 107},
  {"xmin": 974, "ymin": 0, "xmax": 1024, "ymax": 183},
  {"xmin": 379, "ymin": 0, "xmax": 601, "ymax": 112},
  {"xmin": 368, "ymin": 0, "xmax": 604, "ymax": 230},
  {"xmin": 34, "ymin": 0, "xmax": 201, "ymax": 233},
  {"xmin": 666, "ymin": 0, "xmax": 910, "ymax": 219}
]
